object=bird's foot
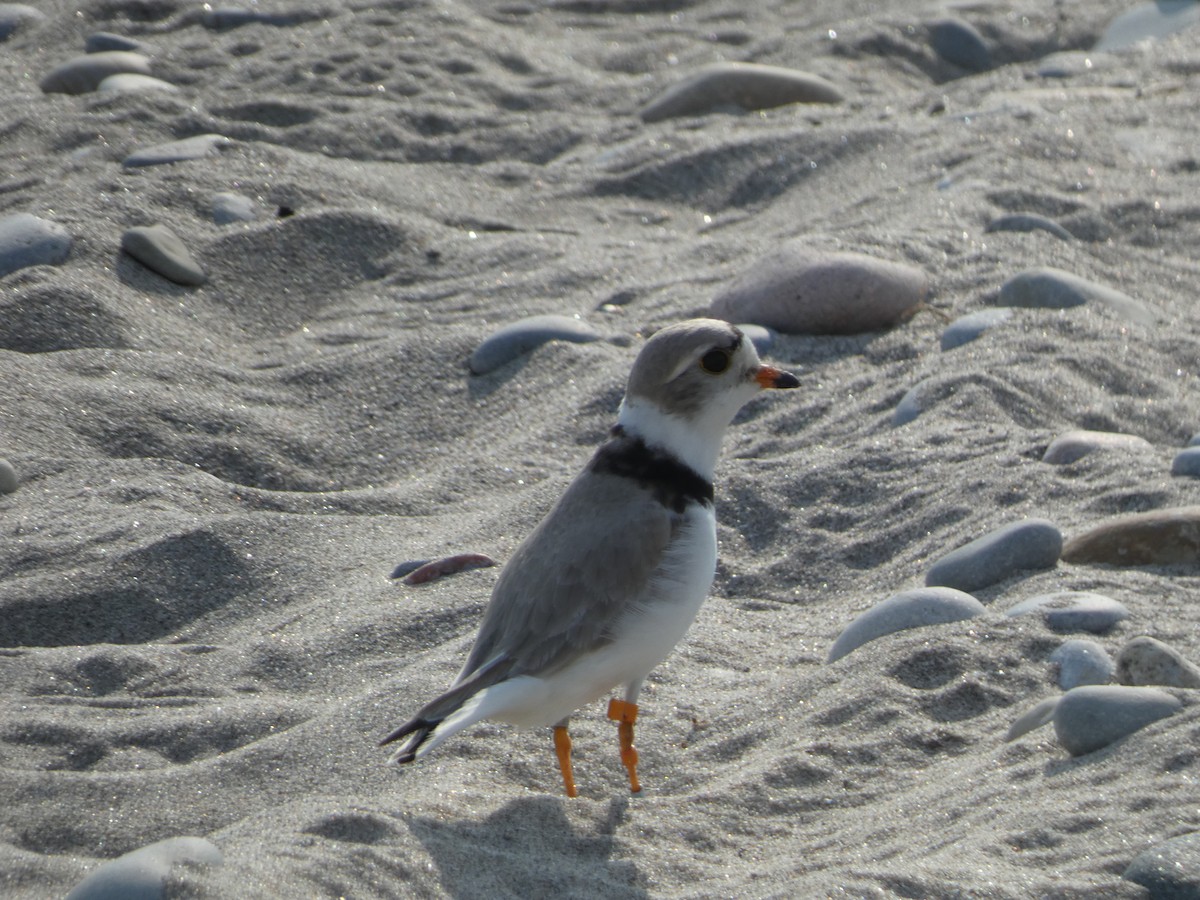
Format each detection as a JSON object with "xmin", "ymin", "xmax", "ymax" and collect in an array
[
  {"xmin": 553, "ymin": 725, "xmax": 578, "ymax": 798},
  {"xmin": 607, "ymin": 699, "xmax": 641, "ymax": 793}
]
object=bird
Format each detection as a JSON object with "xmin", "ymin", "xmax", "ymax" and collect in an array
[{"xmin": 381, "ymin": 318, "xmax": 799, "ymax": 796}]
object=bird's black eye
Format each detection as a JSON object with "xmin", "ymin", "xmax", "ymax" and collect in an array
[{"xmin": 699, "ymin": 348, "xmax": 731, "ymax": 374}]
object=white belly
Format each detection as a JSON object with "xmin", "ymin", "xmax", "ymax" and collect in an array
[{"xmin": 493, "ymin": 503, "xmax": 718, "ymax": 728}]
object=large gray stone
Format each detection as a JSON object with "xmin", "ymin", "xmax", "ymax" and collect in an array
[
  {"xmin": 1053, "ymin": 685, "xmax": 1181, "ymax": 756},
  {"xmin": 926, "ymin": 519, "xmax": 1062, "ymax": 592}
]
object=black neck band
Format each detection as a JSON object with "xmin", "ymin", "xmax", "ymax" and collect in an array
[{"xmin": 591, "ymin": 428, "xmax": 713, "ymax": 513}]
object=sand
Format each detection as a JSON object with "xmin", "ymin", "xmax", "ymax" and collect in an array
[{"xmin": 3, "ymin": 0, "xmax": 1200, "ymax": 896}]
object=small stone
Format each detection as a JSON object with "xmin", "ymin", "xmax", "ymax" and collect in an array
[
  {"xmin": 64, "ymin": 836, "xmax": 222, "ymax": 900},
  {"xmin": 1050, "ymin": 639, "xmax": 1115, "ymax": 689},
  {"xmin": 212, "ymin": 192, "xmax": 259, "ymax": 225},
  {"xmin": 1117, "ymin": 636, "xmax": 1200, "ymax": 689},
  {"xmin": 1042, "ymin": 429, "xmax": 1153, "ymax": 465},
  {"xmin": 1171, "ymin": 447, "xmax": 1200, "ymax": 477},
  {"xmin": 940, "ymin": 308, "xmax": 1012, "ymax": 351},
  {"xmin": 85, "ymin": 31, "xmax": 156, "ymax": 54},
  {"xmin": 1005, "ymin": 696, "xmax": 1060, "ymax": 741},
  {"xmin": 0, "ymin": 213, "xmax": 72, "ymax": 278},
  {"xmin": 929, "ymin": 18, "xmax": 992, "ymax": 71},
  {"xmin": 1062, "ymin": 506, "xmax": 1200, "ymax": 566},
  {"xmin": 0, "ymin": 458, "xmax": 17, "ymax": 494},
  {"xmin": 736, "ymin": 323, "xmax": 776, "ymax": 356},
  {"xmin": 122, "ymin": 134, "xmax": 231, "ymax": 169},
  {"xmin": 640, "ymin": 62, "xmax": 843, "ymax": 122},
  {"xmin": 892, "ymin": 379, "xmax": 931, "ymax": 427},
  {"xmin": 0, "ymin": 3, "xmax": 44, "ymax": 40},
  {"xmin": 468, "ymin": 315, "xmax": 602, "ymax": 375},
  {"xmin": 98, "ymin": 73, "xmax": 179, "ymax": 93},
  {"xmin": 1037, "ymin": 51, "xmax": 1105, "ymax": 79},
  {"xmin": 1124, "ymin": 831, "xmax": 1200, "ymax": 897},
  {"xmin": 925, "ymin": 518, "xmax": 1062, "ymax": 592},
  {"xmin": 202, "ymin": 7, "xmax": 322, "ymax": 29},
  {"xmin": 1096, "ymin": 1, "xmax": 1200, "ymax": 52},
  {"xmin": 1006, "ymin": 591, "xmax": 1129, "ymax": 634},
  {"xmin": 40, "ymin": 51, "xmax": 152, "ymax": 94},
  {"xmin": 1053, "ymin": 685, "xmax": 1181, "ymax": 756},
  {"xmin": 984, "ymin": 213, "xmax": 1072, "ymax": 241},
  {"xmin": 121, "ymin": 225, "xmax": 207, "ymax": 286},
  {"xmin": 710, "ymin": 241, "xmax": 928, "ymax": 335},
  {"xmin": 997, "ymin": 267, "xmax": 1155, "ymax": 326},
  {"xmin": 826, "ymin": 587, "xmax": 985, "ymax": 663},
  {"xmin": 1188, "ymin": 432, "xmax": 1200, "ymax": 448}
]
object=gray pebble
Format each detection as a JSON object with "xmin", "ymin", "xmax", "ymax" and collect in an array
[
  {"xmin": 984, "ymin": 213, "xmax": 1072, "ymax": 241},
  {"xmin": 1117, "ymin": 636, "xmax": 1200, "ymax": 689},
  {"xmin": 1171, "ymin": 447, "xmax": 1200, "ymax": 477},
  {"xmin": 40, "ymin": 51, "xmax": 152, "ymax": 94},
  {"xmin": 1188, "ymin": 432, "xmax": 1200, "ymax": 448},
  {"xmin": 0, "ymin": 3, "xmax": 44, "ymax": 40},
  {"xmin": 1053, "ymin": 684, "xmax": 1181, "ymax": 756},
  {"xmin": 1037, "ymin": 51, "xmax": 1105, "ymax": 79},
  {"xmin": 998, "ymin": 267, "xmax": 1155, "ymax": 326},
  {"xmin": 0, "ymin": 458, "xmax": 17, "ymax": 494},
  {"xmin": 641, "ymin": 62, "xmax": 843, "ymax": 122},
  {"xmin": 1050, "ymin": 639, "xmax": 1115, "ymax": 689},
  {"xmin": 98, "ymin": 74, "xmax": 179, "ymax": 94},
  {"xmin": 711, "ymin": 240, "xmax": 928, "ymax": 335},
  {"xmin": 202, "ymin": 7, "xmax": 322, "ymax": 29},
  {"xmin": 736, "ymin": 323, "xmax": 776, "ymax": 356},
  {"xmin": 925, "ymin": 518, "xmax": 1062, "ymax": 592},
  {"xmin": 826, "ymin": 587, "xmax": 984, "ymax": 663},
  {"xmin": 212, "ymin": 192, "xmax": 259, "ymax": 225},
  {"xmin": 892, "ymin": 379, "xmax": 931, "ymax": 427},
  {"xmin": 122, "ymin": 134, "xmax": 231, "ymax": 169},
  {"xmin": 64, "ymin": 836, "xmax": 222, "ymax": 900},
  {"xmin": 1005, "ymin": 696, "xmax": 1060, "ymax": 741},
  {"xmin": 121, "ymin": 225, "xmax": 207, "ymax": 286},
  {"xmin": 929, "ymin": 18, "xmax": 992, "ymax": 71},
  {"xmin": 1096, "ymin": 2, "xmax": 1200, "ymax": 52},
  {"xmin": 0, "ymin": 213, "xmax": 72, "ymax": 278},
  {"xmin": 1124, "ymin": 831, "xmax": 1200, "ymax": 897},
  {"xmin": 468, "ymin": 315, "xmax": 602, "ymax": 375},
  {"xmin": 1006, "ymin": 591, "xmax": 1129, "ymax": 634},
  {"xmin": 1063, "ymin": 506, "xmax": 1200, "ymax": 566},
  {"xmin": 940, "ymin": 308, "xmax": 1012, "ymax": 351},
  {"xmin": 85, "ymin": 32, "xmax": 156, "ymax": 54},
  {"xmin": 1043, "ymin": 429, "xmax": 1152, "ymax": 464}
]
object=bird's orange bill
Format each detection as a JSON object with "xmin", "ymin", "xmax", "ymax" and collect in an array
[
  {"xmin": 607, "ymin": 698, "xmax": 642, "ymax": 793},
  {"xmin": 553, "ymin": 725, "xmax": 577, "ymax": 798},
  {"xmin": 755, "ymin": 365, "xmax": 801, "ymax": 389}
]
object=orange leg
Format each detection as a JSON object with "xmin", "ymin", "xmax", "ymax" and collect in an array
[
  {"xmin": 553, "ymin": 725, "xmax": 578, "ymax": 798},
  {"xmin": 607, "ymin": 698, "xmax": 641, "ymax": 793}
]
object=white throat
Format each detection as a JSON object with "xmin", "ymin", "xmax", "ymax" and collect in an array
[{"xmin": 616, "ymin": 396, "xmax": 729, "ymax": 480}]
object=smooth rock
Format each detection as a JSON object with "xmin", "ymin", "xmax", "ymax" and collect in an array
[
  {"xmin": 122, "ymin": 134, "xmax": 231, "ymax": 169},
  {"xmin": 1062, "ymin": 506, "xmax": 1200, "ymax": 566},
  {"xmin": 1053, "ymin": 685, "xmax": 1181, "ymax": 756},
  {"xmin": 1043, "ymin": 429, "xmax": 1153, "ymax": 465},
  {"xmin": 98, "ymin": 74, "xmax": 179, "ymax": 93},
  {"xmin": 121, "ymin": 225, "xmax": 207, "ymax": 286},
  {"xmin": 1006, "ymin": 591, "xmax": 1129, "ymax": 634},
  {"xmin": 202, "ymin": 7, "xmax": 323, "ymax": 29},
  {"xmin": 1005, "ymin": 696, "xmax": 1060, "ymax": 741},
  {"xmin": 925, "ymin": 518, "xmax": 1063, "ymax": 592},
  {"xmin": 997, "ymin": 267, "xmax": 1155, "ymax": 326},
  {"xmin": 65, "ymin": 836, "xmax": 222, "ymax": 900},
  {"xmin": 1051, "ymin": 639, "xmax": 1116, "ymax": 689},
  {"xmin": 1117, "ymin": 636, "xmax": 1200, "ymax": 689},
  {"xmin": 1188, "ymin": 432, "xmax": 1200, "ymax": 448},
  {"xmin": 0, "ymin": 458, "xmax": 17, "ymax": 494},
  {"xmin": 85, "ymin": 32, "xmax": 156, "ymax": 54},
  {"xmin": 212, "ymin": 192, "xmax": 259, "ymax": 225},
  {"xmin": 1124, "ymin": 831, "xmax": 1200, "ymax": 897},
  {"xmin": 0, "ymin": 213, "xmax": 72, "ymax": 278},
  {"xmin": 1037, "ymin": 51, "xmax": 1105, "ymax": 79},
  {"xmin": 40, "ymin": 51, "xmax": 152, "ymax": 94},
  {"xmin": 826, "ymin": 587, "xmax": 985, "ymax": 663},
  {"xmin": 710, "ymin": 241, "xmax": 928, "ymax": 335},
  {"xmin": 737, "ymin": 323, "xmax": 776, "ymax": 356},
  {"xmin": 892, "ymin": 380, "xmax": 931, "ymax": 427},
  {"xmin": 1171, "ymin": 447, "xmax": 1200, "ymax": 477},
  {"xmin": 0, "ymin": 3, "xmax": 43, "ymax": 40},
  {"xmin": 640, "ymin": 62, "xmax": 843, "ymax": 122},
  {"xmin": 468, "ymin": 315, "xmax": 602, "ymax": 375},
  {"xmin": 929, "ymin": 18, "xmax": 992, "ymax": 71},
  {"xmin": 1096, "ymin": 0, "xmax": 1200, "ymax": 52},
  {"xmin": 940, "ymin": 308, "xmax": 1012, "ymax": 351},
  {"xmin": 984, "ymin": 213, "xmax": 1072, "ymax": 241}
]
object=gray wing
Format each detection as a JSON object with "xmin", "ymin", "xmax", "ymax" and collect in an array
[{"xmin": 457, "ymin": 468, "xmax": 675, "ymax": 682}]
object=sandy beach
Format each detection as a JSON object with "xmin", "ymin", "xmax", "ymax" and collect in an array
[{"xmin": 3, "ymin": 0, "xmax": 1200, "ymax": 896}]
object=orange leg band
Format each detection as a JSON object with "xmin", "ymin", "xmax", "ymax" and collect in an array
[
  {"xmin": 553, "ymin": 725, "xmax": 577, "ymax": 798},
  {"xmin": 607, "ymin": 699, "xmax": 641, "ymax": 793}
]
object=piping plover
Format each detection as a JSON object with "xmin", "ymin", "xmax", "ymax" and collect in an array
[{"xmin": 382, "ymin": 318, "xmax": 799, "ymax": 796}]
